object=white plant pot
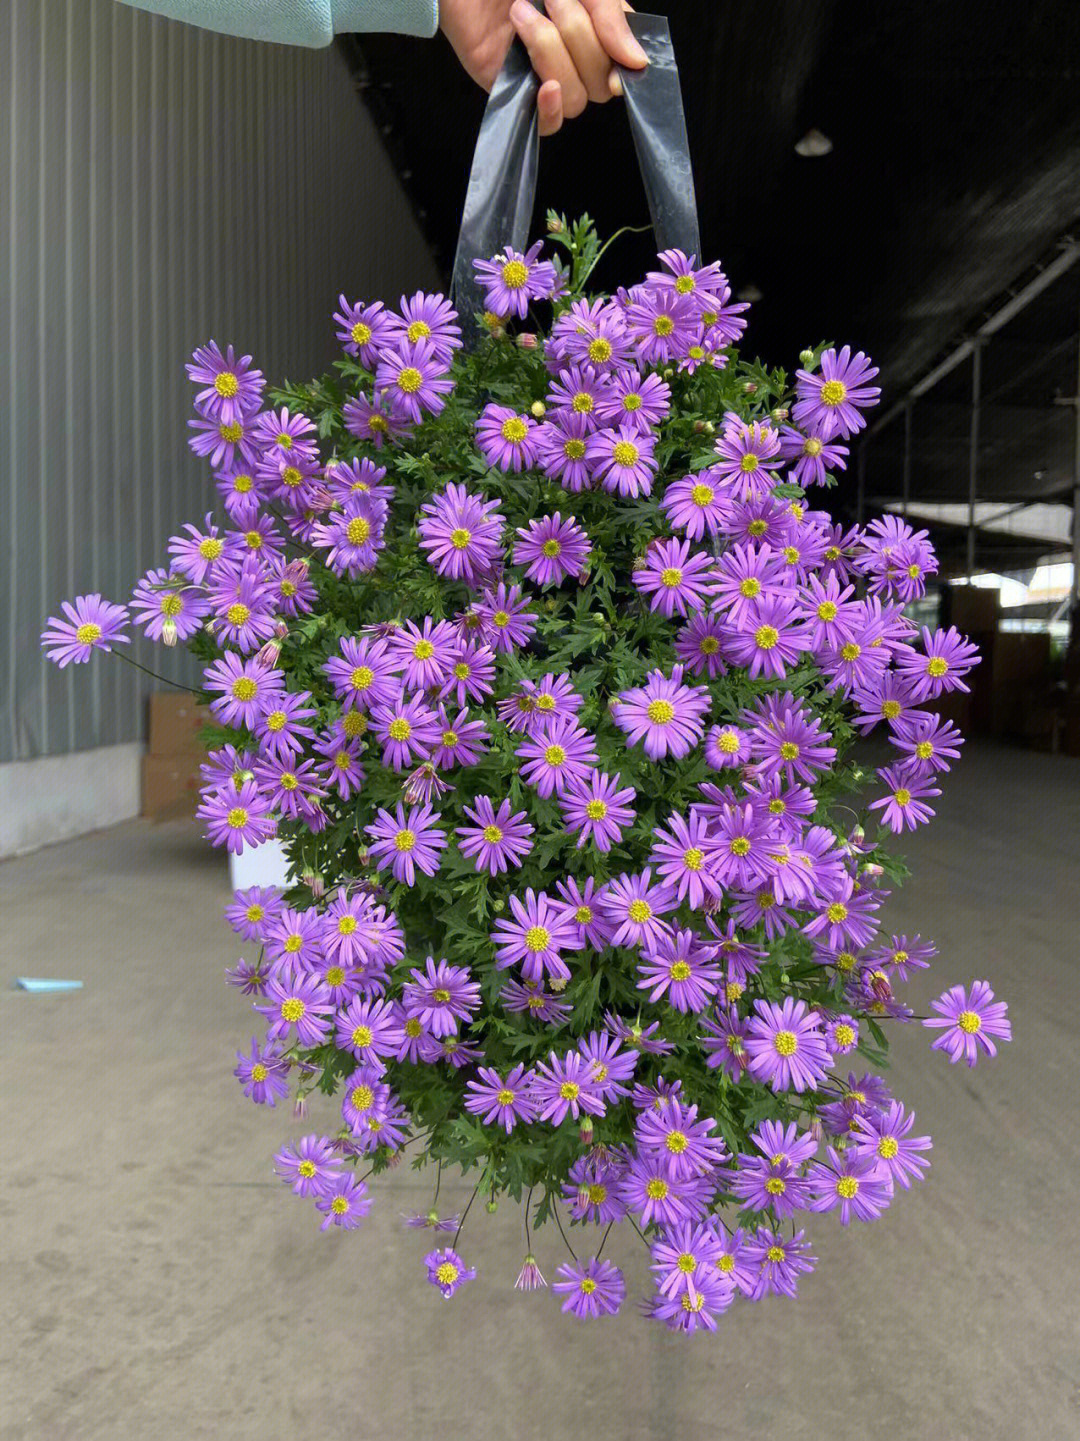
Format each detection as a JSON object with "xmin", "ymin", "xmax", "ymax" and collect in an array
[{"xmin": 228, "ymin": 838, "xmax": 292, "ymax": 892}]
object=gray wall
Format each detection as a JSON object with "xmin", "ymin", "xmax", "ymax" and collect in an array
[{"xmin": 1, "ymin": 0, "xmax": 441, "ymax": 765}]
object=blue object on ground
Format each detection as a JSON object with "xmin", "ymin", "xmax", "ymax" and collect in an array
[{"xmin": 13, "ymin": 978, "xmax": 84, "ymax": 992}]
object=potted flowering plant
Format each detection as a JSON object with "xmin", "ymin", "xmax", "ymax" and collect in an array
[{"xmin": 42, "ymin": 209, "xmax": 1010, "ymax": 1330}]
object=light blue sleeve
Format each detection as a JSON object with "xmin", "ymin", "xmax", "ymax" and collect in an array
[{"xmin": 117, "ymin": 0, "xmax": 439, "ymax": 47}]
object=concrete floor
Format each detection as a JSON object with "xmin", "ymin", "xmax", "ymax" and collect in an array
[{"xmin": 3, "ymin": 741, "xmax": 1079, "ymax": 1440}]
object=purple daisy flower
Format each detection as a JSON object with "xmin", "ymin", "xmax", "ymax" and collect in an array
[
  {"xmin": 637, "ymin": 929, "xmax": 722, "ymax": 1013},
  {"xmin": 649, "ymin": 1218, "xmax": 725, "ymax": 1302},
  {"xmin": 41, "ymin": 593, "xmax": 130, "ymax": 667},
  {"xmin": 255, "ymin": 969, "xmax": 334, "ymax": 1048},
  {"xmin": 603, "ymin": 1012, "xmax": 676, "ymax": 1057},
  {"xmin": 254, "ymin": 405, "xmax": 317, "ymax": 463},
  {"xmin": 535, "ymin": 411, "xmax": 595, "ymax": 491},
  {"xmin": 705, "ymin": 723, "xmax": 750, "ymax": 769},
  {"xmin": 332, "ymin": 294, "xmax": 394, "ymax": 366},
  {"xmin": 809, "ymin": 1149, "xmax": 893, "ymax": 1225},
  {"xmin": 578, "ymin": 1030, "xmax": 638, "ymax": 1102},
  {"xmin": 660, "ymin": 471, "xmax": 731, "ymax": 540},
  {"xmin": 323, "ymin": 634, "xmax": 399, "ymax": 712},
  {"xmin": 225, "ymin": 885, "xmax": 284, "ymax": 944},
  {"xmin": 518, "ymin": 715, "xmax": 598, "ymax": 799},
  {"xmin": 624, "ymin": 286, "xmax": 699, "ymax": 365},
  {"xmin": 649, "ymin": 813, "xmax": 720, "ymax": 909},
  {"xmin": 552, "ymin": 1258, "xmax": 625, "ymax": 1319},
  {"xmin": 473, "ymin": 241, "xmax": 557, "ymax": 317},
  {"xmin": 130, "ymin": 569, "xmax": 209, "ymax": 646},
  {"xmin": 894, "ymin": 625, "xmax": 980, "ymax": 702},
  {"xmin": 418, "ymin": 483, "xmax": 504, "ymax": 586},
  {"xmin": 634, "ymin": 537, "xmax": 715, "ymax": 619},
  {"xmin": 532, "ymin": 1049, "xmax": 605, "ymax": 1125},
  {"xmin": 234, "ymin": 1037, "xmax": 290, "ymax": 1105},
  {"xmin": 402, "ymin": 957, "xmax": 480, "ymax": 1038},
  {"xmin": 563, "ymin": 1154, "xmax": 628, "ymax": 1225},
  {"xmin": 725, "ymin": 594, "xmax": 812, "ymax": 680},
  {"xmin": 464, "ymin": 1064, "xmax": 538, "ymax": 1132},
  {"xmin": 431, "ymin": 706, "xmax": 489, "ymax": 769},
  {"xmin": 340, "ymin": 1065, "xmax": 391, "ymax": 1133},
  {"xmin": 372, "ymin": 693, "xmax": 440, "ymax": 772},
  {"xmin": 744, "ymin": 1227, "xmax": 816, "ymax": 1299},
  {"xmin": 824, "ymin": 1014, "xmax": 861, "ymax": 1054},
  {"xmin": 375, "ymin": 337, "xmax": 453, "ymax": 423},
  {"xmin": 711, "ymin": 415, "xmax": 784, "ymax": 499},
  {"xmin": 313, "ymin": 734, "xmax": 366, "ymax": 801},
  {"xmin": 546, "ymin": 365, "xmax": 611, "ymax": 426},
  {"xmin": 317, "ymin": 1174, "xmax": 373, "ymax": 1232},
  {"xmin": 675, "ymin": 614, "xmax": 728, "ymax": 678},
  {"xmin": 585, "ymin": 424, "xmax": 658, "ymax": 499},
  {"xmin": 617, "ymin": 1153, "xmax": 693, "ymax": 1228},
  {"xmin": 499, "ymin": 673, "xmax": 583, "ymax": 737},
  {"xmin": 197, "ymin": 780, "xmax": 276, "ymax": 854},
  {"xmin": 598, "ymin": 869, "xmax": 677, "ymax": 951},
  {"xmin": 730, "ymin": 1155, "xmax": 810, "ymax": 1220},
  {"xmin": 613, "ymin": 665, "xmax": 712, "ymax": 761},
  {"xmin": 456, "ymin": 796, "xmax": 534, "ymax": 875},
  {"xmin": 595, "ymin": 368, "xmax": 671, "ymax": 431},
  {"xmin": 500, "ymin": 977, "xmax": 573, "ymax": 1026},
  {"xmin": 342, "ymin": 389, "xmax": 411, "ymax": 448},
  {"xmin": 365, "ymin": 802, "xmax": 447, "ymax": 885},
  {"xmin": 869, "ymin": 763, "xmax": 941, "ymax": 833},
  {"xmin": 793, "ymin": 346, "xmax": 881, "ymax": 440},
  {"xmin": 923, "ymin": 979, "xmax": 1011, "ymax": 1065},
  {"xmin": 476, "ymin": 403, "xmax": 538, "ymax": 472},
  {"xmin": 890, "ymin": 712, "xmax": 964, "ymax": 775},
  {"xmin": 310, "ymin": 496, "xmax": 386, "ymax": 578},
  {"xmin": 385, "ymin": 291, "xmax": 462, "ymax": 364},
  {"xmin": 478, "ymin": 582, "xmax": 537, "ymax": 653},
  {"xmin": 439, "ymin": 640, "xmax": 496, "ymax": 709},
  {"xmin": 334, "ymin": 996, "xmax": 399, "ymax": 1069},
  {"xmin": 560, "ymin": 770, "xmax": 636, "ymax": 852},
  {"xmin": 636, "ymin": 1099, "xmax": 726, "ymax": 1182},
  {"xmin": 255, "ymin": 688, "xmax": 318, "ymax": 762},
  {"xmin": 168, "ymin": 516, "xmax": 243, "ymax": 583},
  {"xmin": 744, "ymin": 997, "xmax": 832, "ymax": 1093},
  {"xmin": 424, "ymin": 1247, "xmax": 477, "ymax": 1298},
  {"xmin": 491, "ymin": 887, "xmax": 582, "ymax": 983},
  {"xmin": 778, "ymin": 424, "xmax": 849, "ymax": 487},
  {"xmin": 710, "ymin": 541, "xmax": 784, "ymax": 627},
  {"xmin": 273, "ymin": 1134, "xmax": 341, "ymax": 1198},
  {"xmin": 187, "ymin": 411, "xmax": 261, "ymax": 470},
  {"xmin": 388, "ymin": 617, "xmax": 457, "ymax": 693},
  {"xmin": 186, "ymin": 341, "xmax": 264, "ymax": 425},
  {"xmin": 851, "ymin": 1101, "xmax": 932, "ymax": 1188},
  {"xmin": 548, "ymin": 297, "xmax": 633, "ymax": 370},
  {"xmin": 552, "ymin": 875, "xmax": 614, "ymax": 952},
  {"xmin": 513, "ymin": 512, "xmax": 591, "ymax": 586}
]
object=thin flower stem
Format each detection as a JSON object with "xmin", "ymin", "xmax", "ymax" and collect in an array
[
  {"xmin": 432, "ymin": 1159, "xmax": 443, "ymax": 1208},
  {"xmin": 524, "ymin": 1185, "xmax": 535, "ymax": 1252},
  {"xmin": 625, "ymin": 1213, "xmax": 652, "ymax": 1252},
  {"xmin": 113, "ymin": 648, "xmax": 193, "ymax": 692},
  {"xmin": 452, "ymin": 1170, "xmax": 485, "ymax": 1251},
  {"xmin": 594, "ymin": 1220, "xmax": 615, "ymax": 1261},
  {"xmin": 550, "ymin": 1196, "xmax": 578, "ymax": 1263}
]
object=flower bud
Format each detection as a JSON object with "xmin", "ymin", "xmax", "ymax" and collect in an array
[
  {"xmin": 663, "ymin": 367, "xmax": 674, "ymax": 379},
  {"xmin": 771, "ymin": 406, "xmax": 789, "ymax": 422},
  {"xmin": 485, "ymin": 1199, "xmax": 499, "ymax": 1214},
  {"xmin": 492, "ymin": 897, "xmax": 505, "ymax": 913},
  {"xmin": 293, "ymin": 1092, "xmax": 308, "ymax": 1121},
  {"xmin": 547, "ymin": 214, "xmax": 564, "ymax": 234},
  {"xmin": 693, "ymin": 419, "xmax": 707, "ymax": 433},
  {"xmin": 549, "ymin": 976, "xmax": 568, "ymax": 993},
  {"xmin": 530, "ymin": 400, "xmax": 546, "ymax": 418},
  {"xmin": 862, "ymin": 863, "xmax": 884, "ymax": 879},
  {"xmin": 742, "ymin": 381, "xmax": 757, "ymax": 394},
  {"xmin": 579, "ymin": 1117, "xmax": 594, "ymax": 1145},
  {"xmin": 799, "ymin": 349, "xmax": 816, "ymax": 367},
  {"xmin": 809, "ymin": 1116, "xmax": 824, "ymax": 1143},
  {"xmin": 517, "ymin": 332, "xmax": 538, "ymax": 351}
]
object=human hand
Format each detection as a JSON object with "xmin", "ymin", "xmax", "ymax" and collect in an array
[{"xmin": 439, "ymin": 0, "xmax": 648, "ymax": 136}]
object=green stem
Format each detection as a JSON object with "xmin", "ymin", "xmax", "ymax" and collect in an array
[{"xmin": 114, "ymin": 648, "xmax": 193, "ymax": 692}]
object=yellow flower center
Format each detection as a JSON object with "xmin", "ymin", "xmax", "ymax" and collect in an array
[
  {"xmin": 493, "ymin": 611, "xmax": 510, "ymax": 628},
  {"xmin": 646, "ymin": 1178, "xmax": 669, "ymax": 1200},
  {"xmin": 251, "ymin": 1063, "xmax": 267, "ymax": 1082},
  {"xmin": 612, "ymin": 440, "xmax": 640, "ymax": 467},
  {"xmin": 717, "ymin": 1253, "xmax": 735, "ymax": 1273},
  {"xmin": 740, "ymin": 453, "xmax": 759, "ymax": 473},
  {"xmin": 729, "ymin": 836, "xmax": 751, "ymax": 856},
  {"xmin": 219, "ymin": 422, "xmax": 243, "ymax": 443},
  {"xmin": 826, "ymin": 901, "xmax": 848, "ymax": 923},
  {"xmin": 622, "ymin": 391, "xmax": 642, "ymax": 411},
  {"xmin": 716, "ymin": 729, "xmax": 739, "ymax": 754},
  {"xmin": 579, "ymin": 1277, "xmax": 597, "ymax": 1294},
  {"xmin": 406, "ymin": 319, "xmax": 432, "ymax": 343},
  {"xmin": 501, "ymin": 416, "xmax": 528, "ymax": 444},
  {"xmin": 199, "ymin": 537, "xmax": 224, "ymax": 560},
  {"xmin": 836, "ymin": 1176, "xmax": 859, "ymax": 1199},
  {"xmin": 783, "ymin": 546, "xmax": 800, "ymax": 564},
  {"xmin": 587, "ymin": 1183, "xmax": 607, "ymax": 1204},
  {"xmin": 394, "ymin": 829, "xmax": 416, "ymax": 852},
  {"xmin": 817, "ymin": 600, "xmax": 838, "ymax": 621},
  {"xmin": 351, "ymin": 320, "xmax": 372, "ymax": 346},
  {"xmin": 227, "ymin": 807, "xmax": 249, "ymax": 829},
  {"xmin": 501, "ymin": 259, "xmax": 529, "ymax": 289},
  {"xmin": 773, "ymin": 1030, "xmax": 798, "ymax": 1056},
  {"xmin": 804, "ymin": 437, "xmax": 823, "ymax": 456},
  {"xmin": 496, "ymin": 1088, "xmax": 515, "ymax": 1106},
  {"xmin": 541, "ymin": 539, "xmax": 562, "ymax": 558},
  {"xmin": 665, "ymin": 1130, "xmax": 689, "ymax": 1154},
  {"xmin": 882, "ymin": 699, "xmax": 902, "ymax": 720},
  {"xmin": 571, "ymin": 392, "xmax": 593, "ymax": 413},
  {"xmin": 585, "ymin": 800, "xmax": 608, "ymax": 821},
  {"xmin": 346, "ymin": 517, "xmax": 371, "ymax": 545},
  {"xmin": 397, "ymin": 366, "xmax": 423, "ymax": 394},
  {"xmin": 820, "ymin": 379, "xmax": 847, "ymax": 406},
  {"xmin": 766, "ymin": 1245, "xmax": 786, "ymax": 1264},
  {"xmin": 957, "ymin": 1009, "xmax": 982, "ymax": 1033},
  {"xmin": 544, "ymin": 744, "xmax": 567, "ymax": 767},
  {"xmin": 927, "ymin": 656, "xmax": 949, "ymax": 677},
  {"xmin": 436, "ymin": 1261, "xmax": 460, "ymax": 1286},
  {"xmin": 670, "ymin": 960, "xmax": 692, "ymax": 982},
  {"xmin": 278, "ymin": 772, "xmax": 298, "ymax": 791},
  {"xmin": 226, "ymin": 603, "xmax": 250, "ymax": 627},
  {"xmin": 675, "ymin": 275, "xmax": 695, "ymax": 294},
  {"xmin": 441, "ymin": 730, "xmax": 458, "ymax": 748},
  {"xmin": 779, "ymin": 741, "xmax": 799, "ymax": 760},
  {"xmin": 525, "ymin": 926, "xmax": 551, "ymax": 953},
  {"xmin": 647, "ymin": 699, "xmax": 675, "ymax": 725},
  {"xmin": 280, "ymin": 997, "xmax": 306, "ymax": 1023},
  {"xmin": 653, "ymin": 314, "xmax": 675, "ymax": 337},
  {"xmin": 840, "ymin": 642, "xmax": 861, "ymax": 662},
  {"xmin": 350, "ymin": 1084, "xmax": 374, "ymax": 1112},
  {"xmin": 352, "ymin": 1024, "xmax": 373, "ymax": 1048},
  {"xmin": 766, "ymin": 1177, "xmax": 786, "ymax": 1195},
  {"xmin": 834, "ymin": 1023, "xmax": 856, "ymax": 1048},
  {"xmin": 536, "ymin": 695, "xmax": 556, "ymax": 711},
  {"xmin": 559, "ymin": 1081, "xmax": 580, "ymax": 1101},
  {"xmin": 628, "ymin": 899, "xmax": 652, "ymax": 924},
  {"xmin": 755, "ymin": 624, "xmax": 779, "ymax": 650},
  {"xmin": 878, "ymin": 1136, "xmax": 900, "ymax": 1159},
  {"xmin": 574, "ymin": 905, "xmax": 593, "ymax": 925},
  {"xmin": 894, "ymin": 787, "xmax": 912, "ymax": 807},
  {"xmin": 564, "ymin": 438, "xmax": 587, "ymax": 459},
  {"xmin": 691, "ymin": 482, "xmax": 715, "ymax": 506},
  {"xmin": 915, "ymin": 740, "xmax": 934, "ymax": 759},
  {"xmin": 660, "ymin": 567, "xmax": 683, "ymax": 589},
  {"xmin": 388, "ymin": 718, "xmax": 411, "ymax": 741},
  {"xmin": 748, "ymin": 519, "xmax": 768, "ymax": 536},
  {"xmin": 588, "ymin": 337, "xmax": 612, "ymax": 364},
  {"xmin": 482, "ymin": 824, "xmax": 503, "ymax": 843},
  {"xmin": 75, "ymin": 622, "xmax": 103, "ymax": 646},
  {"xmin": 683, "ymin": 847, "xmax": 704, "ymax": 871},
  {"xmin": 213, "ymin": 371, "xmax": 240, "ymax": 398}
]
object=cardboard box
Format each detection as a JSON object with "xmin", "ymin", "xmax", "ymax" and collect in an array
[
  {"xmin": 142, "ymin": 755, "xmax": 202, "ymax": 820},
  {"xmin": 148, "ymin": 692, "xmax": 209, "ymax": 759}
]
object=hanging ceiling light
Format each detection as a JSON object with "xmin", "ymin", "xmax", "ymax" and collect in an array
[{"xmin": 794, "ymin": 128, "xmax": 833, "ymax": 157}]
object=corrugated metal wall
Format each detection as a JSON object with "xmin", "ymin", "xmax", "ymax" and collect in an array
[{"xmin": 0, "ymin": 0, "xmax": 441, "ymax": 765}]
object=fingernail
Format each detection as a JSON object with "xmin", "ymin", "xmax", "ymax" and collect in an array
[
  {"xmin": 609, "ymin": 72, "xmax": 623, "ymax": 98},
  {"xmin": 510, "ymin": 0, "xmax": 535, "ymax": 26}
]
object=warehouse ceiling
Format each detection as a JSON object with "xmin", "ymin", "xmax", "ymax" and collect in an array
[{"xmin": 341, "ymin": 0, "xmax": 1080, "ymax": 560}]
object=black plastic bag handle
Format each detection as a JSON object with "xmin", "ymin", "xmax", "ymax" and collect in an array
[{"xmin": 451, "ymin": 11, "xmax": 701, "ymax": 340}]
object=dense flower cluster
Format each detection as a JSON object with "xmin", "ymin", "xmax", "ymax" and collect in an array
[{"xmin": 42, "ymin": 215, "xmax": 1011, "ymax": 1330}]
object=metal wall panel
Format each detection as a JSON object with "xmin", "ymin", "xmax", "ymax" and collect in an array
[{"xmin": 1, "ymin": 0, "xmax": 440, "ymax": 764}]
